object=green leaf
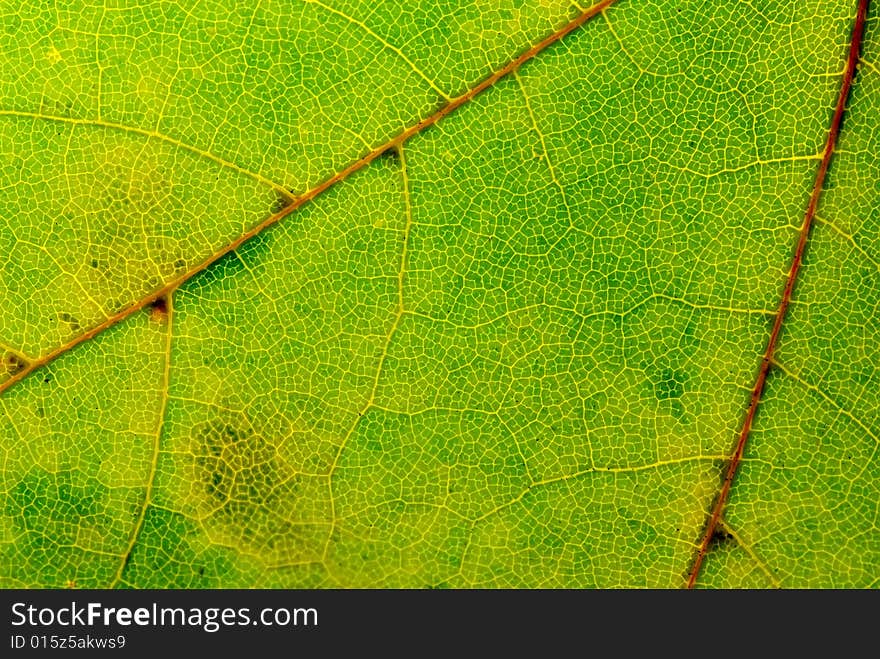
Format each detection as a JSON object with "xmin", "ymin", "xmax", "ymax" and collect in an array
[{"xmin": 1, "ymin": 0, "xmax": 877, "ymax": 588}]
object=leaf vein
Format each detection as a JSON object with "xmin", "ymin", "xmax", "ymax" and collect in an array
[
  {"xmin": 0, "ymin": 110, "xmax": 293, "ymax": 199},
  {"xmin": 109, "ymin": 293, "xmax": 174, "ymax": 588},
  {"xmin": 301, "ymin": 0, "xmax": 451, "ymax": 102}
]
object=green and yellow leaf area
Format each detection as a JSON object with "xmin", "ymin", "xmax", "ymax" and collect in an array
[{"xmin": 1, "ymin": 0, "xmax": 878, "ymax": 588}]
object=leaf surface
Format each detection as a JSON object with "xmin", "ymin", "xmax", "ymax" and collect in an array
[{"xmin": 1, "ymin": 0, "xmax": 877, "ymax": 588}]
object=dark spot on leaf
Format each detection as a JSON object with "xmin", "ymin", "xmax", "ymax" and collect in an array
[
  {"xmin": 193, "ymin": 420, "xmax": 262, "ymax": 509},
  {"xmin": 174, "ymin": 258, "xmax": 186, "ymax": 271},
  {"xmin": 717, "ymin": 459, "xmax": 731, "ymax": 486},
  {"xmin": 271, "ymin": 190, "xmax": 294, "ymax": 215},
  {"xmin": 378, "ymin": 145, "xmax": 400, "ymax": 163},
  {"xmin": 3, "ymin": 351, "xmax": 28, "ymax": 376},
  {"xmin": 148, "ymin": 296, "xmax": 168, "ymax": 323},
  {"xmin": 709, "ymin": 525, "xmax": 736, "ymax": 548},
  {"xmin": 151, "ymin": 296, "xmax": 168, "ymax": 313},
  {"xmin": 185, "ymin": 417, "xmax": 313, "ymax": 563},
  {"xmin": 58, "ymin": 312, "xmax": 81, "ymax": 332}
]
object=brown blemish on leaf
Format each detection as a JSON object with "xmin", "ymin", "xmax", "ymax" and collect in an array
[
  {"xmin": 3, "ymin": 351, "xmax": 28, "ymax": 376},
  {"xmin": 58, "ymin": 312, "xmax": 81, "ymax": 332},
  {"xmin": 148, "ymin": 296, "xmax": 168, "ymax": 323},
  {"xmin": 270, "ymin": 190, "xmax": 294, "ymax": 216},
  {"xmin": 183, "ymin": 417, "xmax": 319, "ymax": 564},
  {"xmin": 708, "ymin": 523, "xmax": 736, "ymax": 548},
  {"xmin": 377, "ymin": 145, "xmax": 400, "ymax": 163}
]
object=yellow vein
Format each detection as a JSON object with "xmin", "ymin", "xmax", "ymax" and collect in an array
[
  {"xmin": 813, "ymin": 213, "xmax": 880, "ymax": 271},
  {"xmin": 109, "ymin": 294, "xmax": 174, "ymax": 588},
  {"xmin": 332, "ymin": 501, "xmax": 468, "ymax": 528},
  {"xmin": 602, "ymin": 7, "xmax": 647, "ymax": 75},
  {"xmin": 512, "ymin": 68, "xmax": 579, "ymax": 257},
  {"xmin": 473, "ymin": 454, "xmax": 728, "ymax": 523},
  {"xmin": 321, "ymin": 144, "xmax": 414, "ymax": 562},
  {"xmin": 395, "ymin": 147, "xmax": 414, "ymax": 323},
  {"xmin": 16, "ymin": 237, "xmax": 108, "ymax": 317},
  {"xmin": 771, "ymin": 358, "xmax": 879, "ymax": 446},
  {"xmin": 0, "ymin": 110, "xmax": 294, "ymax": 199},
  {"xmin": 719, "ymin": 521, "xmax": 782, "ymax": 588},
  {"xmin": 674, "ymin": 152, "xmax": 824, "ymax": 180},
  {"xmin": 302, "ymin": 0, "xmax": 451, "ymax": 102},
  {"xmin": 408, "ymin": 294, "xmax": 774, "ymax": 330},
  {"xmin": 513, "ymin": 69, "xmax": 572, "ymax": 218}
]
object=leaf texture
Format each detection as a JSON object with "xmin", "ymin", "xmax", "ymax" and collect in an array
[{"xmin": 0, "ymin": 0, "xmax": 877, "ymax": 588}]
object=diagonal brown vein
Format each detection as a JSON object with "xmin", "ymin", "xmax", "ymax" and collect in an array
[
  {"xmin": 0, "ymin": 0, "xmax": 619, "ymax": 397},
  {"xmin": 685, "ymin": 0, "xmax": 871, "ymax": 589}
]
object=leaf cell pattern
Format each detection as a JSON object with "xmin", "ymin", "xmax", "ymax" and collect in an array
[{"xmin": 0, "ymin": 0, "xmax": 878, "ymax": 588}]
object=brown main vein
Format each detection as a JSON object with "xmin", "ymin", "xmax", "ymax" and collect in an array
[
  {"xmin": 0, "ymin": 0, "xmax": 619, "ymax": 398},
  {"xmin": 685, "ymin": 0, "xmax": 871, "ymax": 589}
]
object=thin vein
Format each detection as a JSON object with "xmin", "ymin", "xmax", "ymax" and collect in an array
[
  {"xmin": 0, "ymin": 110, "xmax": 294, "ymax": 199},
  {"xmin": 321, "ymin": 145, "xmax": 414, "ymax": 563},
  {"xmin": 0, "ymin": 343, "xmax": 32, "ymax": 361},
  {"xmin": 332, "ymin": 499, "xmax": 467, "ymax": 527},
  {"xmin": 513, "ymin": 69, "xmax": 574, "ymax": 229},
  {"xmin": 109, "ymin": 294, "xmax": 174, "ymax": 588},
  {"xmin": 94, "ymin": 13, "xmax": 104, "ymax": 122},
  {"xmin": 602, "ymin": 8, "xmax": 648, "ymax": 74},
  {"xmin": 813, "ymin": 213, "xmax": 880, "ymax": 271},
  {"xmin": 16, "ymin": 237, "xmax": 108, "ymax": 317},
  {"xmin": 675, "ymin": 152, "xmax": 823, "ymax": 180},
  {"xmin": 0, "ymin": 0, "xmax": 620, "ymax": 398},
  {"xmin": 302, "ymin": 0, "xmax": 451, "ymax": 101},
  {"xmin": 771, "ymin": 358, "xmax": 879, "ymax": 446},
  {"xmin": 718, "ymin": 521, "xmax": 782, "ymax": 588},
  {"xmin": 474, "ymin": 454, "xmax": 728, "ymax": 524},
  {"xmin": 686, "ymin": 0, "xmax": 870, "ymax": 589},
  {"xmin": 407, "ymin": 294, "xmax": 774, "ymax": 332}
]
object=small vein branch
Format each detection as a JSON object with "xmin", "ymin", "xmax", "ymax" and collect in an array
[
  {"xmin": 0, "ymin": 0, "xmax": 618, "ymax": 398},
  {"xmin": 685, "ymin": 0, "xmax": 870, "ymax": 589},
  {"xmin": 110, "ymin": 294, "xmax": 173, "ymax": 588}
]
